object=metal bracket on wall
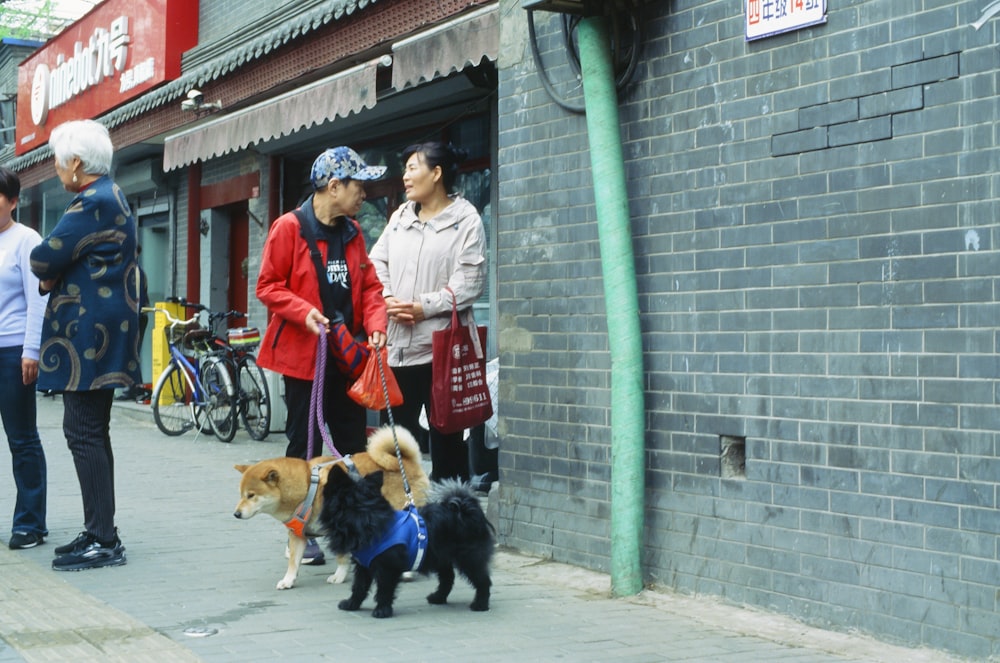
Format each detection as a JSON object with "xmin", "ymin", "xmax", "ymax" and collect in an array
[
  {"xmin": 972, "ymin": 0, "xmax": 1000, "ymax": 29},
  {"xmin": 248, "ymin": 208, "xmax": 265, "ymax": 230}
]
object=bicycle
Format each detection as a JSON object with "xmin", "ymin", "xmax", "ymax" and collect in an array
[
  {"xmin": 220, "ymin": 323, "xmax": 272, "ymax": 441},
  {"xmin": 168, "ymin": 298, "xmax": 271, "ymax": 442},
  {"xmin": 144, "ymin": 305, "xmax": 237, "ymax": 442}
]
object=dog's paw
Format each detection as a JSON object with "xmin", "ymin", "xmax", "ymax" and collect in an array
[
  {"xmin": 338, "ymin": 599, "xmax": 362, "ymax": 611},
  {"xmin": 276, "ymin": 576, "xmax": 295, "ymax": 590},
  {"xmin": 326, "ymin": 566, "xmax": 349, "ymax": 584},
  {"xmin": 469, "ymin": 599, "xmax": 489, "ymax": 611},
  {"xmin": 371, "ymin": 606, "xmax": 394, "ymax": 619},
  {"xmin": 426, "ymin": 591, "xmax": 448, "ymax": 605}
]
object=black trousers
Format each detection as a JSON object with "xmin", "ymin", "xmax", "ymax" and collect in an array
[
  {"xmin": 283, "ymin": 360, "xmax": 367, "ymax": 460},
  {"xmin": 62, "ymin": 390, "xmax": 117, "ymax": 543},
  {"xmin": 382, "ymin": 363, "xmax": 469, "ymax": 482}
]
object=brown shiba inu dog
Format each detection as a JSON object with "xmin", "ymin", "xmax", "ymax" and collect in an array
[{"xmin": 233, "ymin": 425, "xmax": 428, "ymax": 590}]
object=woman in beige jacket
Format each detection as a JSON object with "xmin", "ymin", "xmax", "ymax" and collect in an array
[{"xmin": 369, "ymin": 141, "xmax": 486, "ymax": 481}]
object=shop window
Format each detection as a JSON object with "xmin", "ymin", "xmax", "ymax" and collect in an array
[
  {"xmin": 357, "ymin": 196, "xmax": 393, "ymax": 248},
  {"xmin": 0, "ymin": 97, "xmax": 13, "ymax": 151}
]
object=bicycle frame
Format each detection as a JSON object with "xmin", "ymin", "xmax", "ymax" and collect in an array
[
  {"xmin": 146, "ymin": 304, "xmax": 237, "ymax": 441},
  {"xmin": 166, "ymin": 345, "xmax": 206, "ymax": 408}
]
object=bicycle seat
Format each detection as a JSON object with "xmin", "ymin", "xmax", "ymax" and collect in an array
[{"xmin": 182, "ymin": 329, "xmax": 214, "ymax": 351}]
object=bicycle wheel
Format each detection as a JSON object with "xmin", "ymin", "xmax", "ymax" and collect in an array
[
  {"xmin": 201, "ymin": 357, "xmax": 238, "ymax": 442},
  {"xmin": 238, "ymin": 355, "xmax": 271, "ymax": 441},
  {"xmin": 151, "ymin": 363, "xmax": 196, "ymax": 436}
]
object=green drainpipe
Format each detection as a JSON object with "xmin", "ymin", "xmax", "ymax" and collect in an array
[{"xmin": 577, "ymin": 15, "xmax": 645, "ymax": 597}]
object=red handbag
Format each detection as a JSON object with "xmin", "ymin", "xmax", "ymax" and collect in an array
[{"xmin": 429, "ymin": 288, "xmax": 492, "ymax": 434}]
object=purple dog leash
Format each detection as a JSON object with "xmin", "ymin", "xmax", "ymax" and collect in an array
[{"xmin": 308, "ymin": 323, "xmax": 342, "ymax": 459}]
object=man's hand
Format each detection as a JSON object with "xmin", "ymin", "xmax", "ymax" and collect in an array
[
  {"xmin": 304, "ymin": 308, "xmax": 330, "ymax": 335},
  {"xmin": 368, "ymin": 331, "xmax": 387, "ymax": 349}
]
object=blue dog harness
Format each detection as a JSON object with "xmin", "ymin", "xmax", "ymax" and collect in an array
[{"xmin": 352, "ymin": 506, "xmax": 428, "ymax": 571}]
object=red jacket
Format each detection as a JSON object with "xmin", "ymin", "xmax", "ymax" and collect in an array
[{"xmin": 256, "ymin": 202, "xmax": 387, "ymax": 381}]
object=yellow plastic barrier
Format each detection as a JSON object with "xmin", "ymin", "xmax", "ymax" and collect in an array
[{"xmin": 151, "ymin": 301, "xmax": 185, "ymax": 395}]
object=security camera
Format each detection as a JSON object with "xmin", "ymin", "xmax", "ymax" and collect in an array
[{"xmin": 180, "ymin": 88, "xmax": 222, "ymax": 113}]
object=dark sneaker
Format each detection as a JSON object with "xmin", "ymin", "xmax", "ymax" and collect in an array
[
  {"xmin": 54, "ymin": 531, "xmax": 92, "ymax": 555},
  {"xmin": 302, "ymin": 538, "xmax": 325, "ymax": 565},
  {"xmin": 52, "ymin": 536, "xmax": 126, "ymax": 571},
  {"xmin": 8, "ymin": 531, "xmax": 44, "ymax": 549}
]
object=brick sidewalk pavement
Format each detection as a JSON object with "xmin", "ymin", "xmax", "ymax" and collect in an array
[{"xmin": 0, "ymin": 395, "xmax": 967, "ymax": 662}]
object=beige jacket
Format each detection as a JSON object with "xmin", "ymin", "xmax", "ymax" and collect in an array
[{"xmin": 370, "ymin": 195, "xmax": 486, "ymax": 366}]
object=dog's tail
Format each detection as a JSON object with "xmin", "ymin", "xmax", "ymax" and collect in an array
[{"xmin": 426, "ymin": 479, "xmax": 497, "ymax": 538}]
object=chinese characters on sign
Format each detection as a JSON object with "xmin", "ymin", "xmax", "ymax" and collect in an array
[
  {"xmin": 746, "ymin": 0, "xmax": 827, "ymax": 41},
  {"xmin": 15, "ymin": 0, "xmax": 199, "ymax": 155},
  {"xmin": 32, "ymin": 17, "xmax": 131, "ymax": 128}
]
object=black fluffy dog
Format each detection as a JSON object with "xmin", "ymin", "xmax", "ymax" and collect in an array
[{"xmin": 320, "ymin": 466, "xmax": 495, "ymax": 618}]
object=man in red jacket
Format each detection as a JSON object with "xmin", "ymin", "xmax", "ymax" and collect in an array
[{"xmin": 257, "ymin": 147, "xmax": 388, "ymax": 563}]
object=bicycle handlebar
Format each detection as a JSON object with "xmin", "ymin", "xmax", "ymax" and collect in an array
[
  {"xmin": 141, "ymin": 306, "xmax": 200, "ymax": 328},
  {"xmin": 165, "ymin": 297, "xmax": 246, "ymax": 322}
]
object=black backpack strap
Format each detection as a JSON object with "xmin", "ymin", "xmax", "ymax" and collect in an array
[{"xmin": 292, "ymin": 208, "xmax": 343, "ymax": 324}]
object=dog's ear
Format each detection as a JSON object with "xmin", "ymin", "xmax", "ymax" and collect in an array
[
  {"xmin": 234, "ymin": 464, "xmax": 249, "ymax": 474},
  {"xmin": 264, "ymin": 469, "xmax": 280, "ymax": 484}
]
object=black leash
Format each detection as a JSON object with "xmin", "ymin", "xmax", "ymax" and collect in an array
[{"xmin": 374, "ymin": 346, "xmax": 413, "ymax": 506}]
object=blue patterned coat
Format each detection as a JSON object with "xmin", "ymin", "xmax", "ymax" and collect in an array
[{"xmin": 29, "ymin": 176, "xmax": 142, "ymax": 392}]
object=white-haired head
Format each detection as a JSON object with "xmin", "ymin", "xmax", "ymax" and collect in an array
[{"xmin": 49, "ymin": 119, "xmax": 113, "ymax": 176}]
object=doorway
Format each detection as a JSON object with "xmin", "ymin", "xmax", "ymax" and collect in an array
[{"xmin": 227, "ymin": 204, "xmax": 250, "ymax": 325}]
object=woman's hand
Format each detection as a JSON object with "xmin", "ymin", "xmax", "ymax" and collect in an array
[
  {"xmin": 304, "ymin": 307, "xmax": 330, "ymax": 335},
  {"xmin": 385, "ymin": 297, "xmax": 425, "ymax": 325},
  {"xmin": 21, "ymin": 358, "xmax": 38, "ymax": 386}
]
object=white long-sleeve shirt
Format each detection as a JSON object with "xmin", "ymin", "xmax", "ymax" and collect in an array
[
  {"xmin": 369, "ymin": 195, "xmax": 486, "ymax": 367},
  {"xmin": 0, "ymin": 222, "xmax": 45, "ymax": 360}
]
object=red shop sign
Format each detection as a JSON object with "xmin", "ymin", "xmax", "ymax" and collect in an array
[{"xmin": 15, "ymin": 0, "xmax": 198, "ymax": 155}]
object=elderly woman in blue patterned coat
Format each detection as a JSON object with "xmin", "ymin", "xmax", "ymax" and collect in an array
[{"xmin": 29, "ymin": 119, "xmax": 141, "ymax": 572}]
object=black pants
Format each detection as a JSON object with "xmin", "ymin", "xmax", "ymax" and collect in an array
[
  {"xmin": 62, "ymin": 390, "xmax": 117, "ymax": 543},
  {"xmin": 467, "ymin": 424, "xmax": 497, "ymax": 485},
  {"xmin": 382, "ymin": 363, "xmax": 469, "ymax": 482},
  {"xmin": 284, "ymin": 360, "xmax": 367, "ymax": 460}
]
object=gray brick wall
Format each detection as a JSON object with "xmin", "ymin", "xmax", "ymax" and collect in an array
[
  {"xmin": 196, "ymin": 0, "xmax": 291, "ymax": 47},
  {"xmin": 497, "ymin": 0, "xmax": 1000, "ymax": 657}
]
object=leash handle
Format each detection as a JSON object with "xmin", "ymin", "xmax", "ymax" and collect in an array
[
  {"xmin": 308, "ymin": 323, "xmax": 342, "ymax": 459},
  {"xmin": 374, "ymin": 346, "xmax": 413, "ymax": 505}
]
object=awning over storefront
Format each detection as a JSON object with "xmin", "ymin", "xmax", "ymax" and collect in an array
[
  {"xmin": 162, "ymin": 4, "xmax": 497, "ymax": 172},
  {"xmin": 391, "ymin": 4, "xmax": 498, "ymax": 91},
  {"xmin": 162, "ymin": 57, "xmax": 381, "ymax": 171}
]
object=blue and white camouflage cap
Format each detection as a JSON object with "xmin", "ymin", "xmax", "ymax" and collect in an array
[{"xmin": 310, "ymin": 146, "xmax": 387, "ymax": 189}]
